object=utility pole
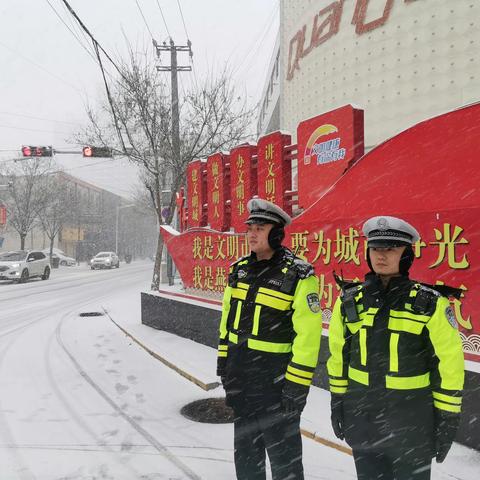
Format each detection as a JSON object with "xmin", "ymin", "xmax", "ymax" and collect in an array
[{"xmin": 153, "ymin": 38, "xmax": 192, "ymax": 286}]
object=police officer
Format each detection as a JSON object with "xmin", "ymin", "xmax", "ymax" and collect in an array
[
  {"xmin": 327, "ymin": 216, "xmax": 465, "ymax": 480},
  {"xmin": 217, "ymin": 198, "xmax": 322, "ymax": 480}
]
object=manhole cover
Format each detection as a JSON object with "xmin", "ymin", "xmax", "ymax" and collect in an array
[
  {"xmin": 79, "ymin": 312, "xmax": 104, "ymax": 317},
  {"xmin": 181, "ymin": 397, "xmax": 234, "ymax": 424}
]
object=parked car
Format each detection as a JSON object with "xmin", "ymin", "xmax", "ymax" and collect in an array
[
  {"xmin": 42, "ymin": 248, "xmax": 76, "ymax": 266},
  {"xmin": 90, "ymin": 251, "xmax": 120, "ymax": 269},
  {"xmin": 0, "ymin": 250, "xmax": 50, "ymax": 283}
]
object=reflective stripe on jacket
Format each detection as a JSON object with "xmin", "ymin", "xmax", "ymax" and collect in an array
[
  {"xmin": 217, "ymin": 247, "xmax": 322, "ymax": 388},
  {"xmin": 327, "ymin": 274, "xmax": 464, "ymax": 414}
]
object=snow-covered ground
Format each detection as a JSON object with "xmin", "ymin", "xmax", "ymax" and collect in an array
[{"xmin": 0, "ymin": 263, "xmax": 478, "ymax": 479}]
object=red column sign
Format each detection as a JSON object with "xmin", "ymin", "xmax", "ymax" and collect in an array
[
  {"xmin": 207, "ymin": 153, "xmax": 230, "ymax": 231},
  {"xmin": 229, "ymin": 144, "xmax": 257, "ymax": 232},
  {"xmin": 186, "ymin": 160, "xmax": 207, "ymax": 228},
  {"xmin": 297, "ymin": 104, "xmax": 364, "ymax": 211},
  {"xmin": 257, "ymin": 132, "xmax": 292, "ymax": 214},
  {"xmin": 0, "ymin": 205, "xmax": 6, "ymax": 225}
]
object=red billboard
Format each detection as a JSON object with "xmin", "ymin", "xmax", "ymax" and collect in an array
[
  {"xmin": 257, "ymin": 132, "xmax": 292, "ymax": 215},
  {"xmin": 206, "ymin": 153, "xmax": 230, "ymax": 231},
  {"xmin": 186, "ymin": 160, "xmax": 207, "ymax": 228},
  {"xmin": 229, "ymin": 144, "xmax": 257, "ymax": 232},
  {"xmin": 162, "ymin": 103, "xmax": 480, "ymax": 367},
  {"xmin": 297, "ymin": 105, "xmax": 364, "ymax": 211},
  {"xmin": 0, "ymin": 206, "xmax": 6, "ymax": 226}
]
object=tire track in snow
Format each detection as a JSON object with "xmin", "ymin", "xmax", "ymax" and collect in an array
[{"xmin": 55, "ymin": 317, "xmax": 202, "ymax": 480}]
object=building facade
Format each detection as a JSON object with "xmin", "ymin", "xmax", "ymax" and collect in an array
[{"xmin": 259, "ymin": 0, "xmax": 479, "ymax": 148}]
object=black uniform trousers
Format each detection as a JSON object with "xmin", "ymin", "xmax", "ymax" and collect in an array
[
  {"xmin": 225, "ymin": 344, "xmax": 304, "ymax": 480},
  {"xmin": 352, "ymin": 449, "xmax": 431, "ymax": 480},
  {"xmin": 233, "ymin": 407, "xmax": 303, "ymax": 480}
]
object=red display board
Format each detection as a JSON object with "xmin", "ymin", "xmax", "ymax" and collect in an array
[
  {"xmin": 206, "ymin": 153, "xmax": 230, "ymax": 231},
  {"xmin": 0, "ymin": 205, "xmax": 6, "ymax": 225},
  {"xmin": 186, "ymin": 160, "xmax": 207, "ymax": 228},
  {"xmin": 297, "ymin": 104, "xmax": 364, "ymax": 210},
  {"xmin": 257, "ymin": 132, "xmax": 292, "ymax": 214},
  {"xmin": 163, "ymin": 103, "xmax": 480, "ymax": 367},
  {"xmin": 229, "ymin": 144, "xmax": 257, "ymax": 232}
]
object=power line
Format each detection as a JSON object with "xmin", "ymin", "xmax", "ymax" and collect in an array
[
  {"xmin": 60, "ymin": 0, "xmax": 125, "ymax": 79},
  {"xmin": 0, "ymin": 111, "xmax": 80, "ymax": 126},
  {"xmin": 232, "ymin": 2, "xmax": 278, "ymax": 78},
  {"xmin": 0, "ymin": 124, "xmax": 71, "ymax": 135},
  {"xmin": 0, "ymin": 40, "xmax": 85, "ymax": 95},
  {"xmin": 44, "ymin": 0, "xmax": 98, "ymax": 66},
  {"xmin": 154, "ymin": 0, "xmax": 172, "ymax": 39},
  {"xmin": 135, "ymin": 0, "xmax": 155, "ymax": 40},
  {"xmin": 176, "ymin": 0, "xmax": 189, "ymax": 40}
]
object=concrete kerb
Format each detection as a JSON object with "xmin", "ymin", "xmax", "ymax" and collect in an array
[
  {"xmin": 102, "ymin": 306, "xmax": 352, "ymax": 456},
  {"xmin": 102, "ymin": 307, "xmax": 220, "ymax": 391}
]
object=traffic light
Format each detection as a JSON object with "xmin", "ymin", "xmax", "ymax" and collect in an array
[
  {"xmin": 82, "ymin": 146, "xmax": 113, "ymax": 158},
  {"xmin": 21, "ymin": 146, "xmax": 53, "ymax": 157}
]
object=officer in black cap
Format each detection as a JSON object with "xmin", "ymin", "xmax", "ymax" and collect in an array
[
  {"xmin": 217, "ymin": 197, "xmax": 322, "ymax": 480},
  {"xmin": 328, "ymin": 216, "xmax": 464, "ymax": 480}
]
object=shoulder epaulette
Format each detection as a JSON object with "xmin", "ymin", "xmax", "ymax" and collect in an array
[
  {"xmin": 289, "ymin": 257, "xmax": 315, "ymax": 279},
  {"xmin": 417, "ymin": 282, "xmax": 463, "ymax": 300},
  {"xmin": 229, "ymin": 255, "xmax": 249, "ymax": 269},
  {"xmin": 333, "ymin": 272, "xmax": 362, "ymax": 292},
  {"xmin": 414, "ymin": 283, "xmax": 441, "ymax": 298}
]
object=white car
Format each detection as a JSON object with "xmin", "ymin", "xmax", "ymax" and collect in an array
[
  {"xmin": 0, "ymin": 250, "xmax": 51, "ymax": 283},
  {"xmin": 90, "ymin": 251, "xmax": 120, "ymax": 270},
  {"xmin": 42, "ymin": 248, "xmax": 76, "ymax": 266}
]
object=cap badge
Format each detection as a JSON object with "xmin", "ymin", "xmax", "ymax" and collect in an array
[{"xmin": 377, "ymin": 217, "xmax": 389, "ymax": 230}]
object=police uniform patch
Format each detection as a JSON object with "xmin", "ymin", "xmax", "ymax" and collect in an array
[
  {"xmin": 445, "ymin": 306, "xmax": 458, "ymax": 329},
  {"xmin": 237, "ymin": 270, "xmax": 247, "ymax": 279},
  {"xmin": 307, "ymin": 293, "xmax": 321, "ymax": 313}
]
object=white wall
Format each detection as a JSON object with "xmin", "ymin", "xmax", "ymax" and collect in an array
[{"xmin": 280, "ymin": 0, "xmax": 479, "ymax": 146}]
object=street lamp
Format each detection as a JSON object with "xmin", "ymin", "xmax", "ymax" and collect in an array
[{"xmin": 115, "ymin": 204, "xmax": 135, "ymax": 254}]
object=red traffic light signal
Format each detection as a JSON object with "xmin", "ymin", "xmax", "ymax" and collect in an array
[
  {"xmin": 21, "ymin": 146, "xmax": 32, "ymax": 157},
  {"xmin": 82, "ymin": 146, "xmax": 93, "ymax": 157},
  {"xmin": 21, "ymin": 146, "xmax": 53, "ymax": 157},
  {"xmin": 82, "ymin": 146, "xmax": 112, "ymax": 158}
]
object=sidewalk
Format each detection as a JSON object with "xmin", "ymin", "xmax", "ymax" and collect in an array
[{"xmin": 101, "ymin": 286, "xmax": 480, "ymax": 480}]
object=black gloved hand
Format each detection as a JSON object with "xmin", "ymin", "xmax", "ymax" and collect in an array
[
  {"xmin": 220, "ymin": 375, "xmax": 227, "ymax": 390},
  {"xmin": 435, "ymin": 410, "xmax": 460, "ymax": 463},
  {"xmin": 281, "ymin": 381, "xmax": 308, "ymax": 415},
  {"xmin": 330, "ymin": 393, "xmax": 345, "ymax": 440}
]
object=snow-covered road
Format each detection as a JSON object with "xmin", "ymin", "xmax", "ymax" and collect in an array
[
  {"xmin": 1, "ymin": 264, "xmax": 476, "ymax": 479},
  {"xmin": 0, "ymin": 263, "xmax": 243, "ymax": 479}
]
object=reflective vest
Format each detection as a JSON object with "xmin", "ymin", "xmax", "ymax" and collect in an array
[
  {"xmin": 327, "ymin": 274, "xmax": 464, "ymax": 414},
  {"xmin": 217, "ymin": 247, "xmax": 322, "ymax": 388}
]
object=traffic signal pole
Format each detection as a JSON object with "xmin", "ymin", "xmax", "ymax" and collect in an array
[{"xmin": 154, "ymin": 39, "xmax": 192, "ymax": 286}]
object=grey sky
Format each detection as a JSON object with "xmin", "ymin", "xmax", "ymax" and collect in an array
[{"xmin": 0, "ymin": 0, "xmax": 278, "ymax": 198}]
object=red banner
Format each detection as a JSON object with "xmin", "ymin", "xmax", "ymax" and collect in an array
[
  {"xmin": 163, "ymin": 103, "xmax": 480, "ymax": 366},
  {"xmin": 297, "ymin": 104, "xmax": 364, "ymax": 211},
  {"xmin": 257, "ymin": 132, "xmax": 292, "ymax": 214},
  {"xmin": 229, "ymin": 144, "xmax": 257, "ymax": 232},
  {"xmin": 206, "ymin": 153, "xmax": 230, "ymax": 231},
  {"xmin": 0, "ymin": 206, "xmax": 6, "ymax": 225},
  {"xmin": 186, "ymin": 160, "xmax": 207, "ymax": 228}
]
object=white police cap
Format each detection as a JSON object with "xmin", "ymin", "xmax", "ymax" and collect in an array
[
  {"xmin": 245, "ymin": 197, "xmax": 292, "ymax": 227},
  {"xmin": 363, "ymin": 215, "xmax": 420, "ymax": 247}
]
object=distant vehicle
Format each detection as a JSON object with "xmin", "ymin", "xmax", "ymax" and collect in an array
[
  {"xmin": 42, "ymin": 248, "xmax": 76, "ymax": 266},
  {"xmin": 90, "ymin": 251, "xmax": 120, "ymax": 270},
  {"xmin": 0, "ymin": 250, "xmax": 50, "ymax": 283}
]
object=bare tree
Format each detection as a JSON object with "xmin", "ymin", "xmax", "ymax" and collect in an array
[
  {"xmin": 38, "ymin": 174, "xmax": 73, "ymax": 261},
  {"xmin": 1, "ymin": 158, "xmax": 53, "ymax": 250},
  {"xmin": 74, "ymin": 45, "xmax": 255, "ymax": 289}
]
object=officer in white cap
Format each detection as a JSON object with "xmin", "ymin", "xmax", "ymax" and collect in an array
[
  {"xmin": 216, "ymin": 197, "xmax": 321, "ymax": 480},
  {"xmin": 327, "ymin": 215, "xmax": 464, "ymax": 480}
]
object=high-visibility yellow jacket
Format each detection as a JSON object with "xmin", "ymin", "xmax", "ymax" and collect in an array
[
  {"xmin": 217, "ymin": 247, "xmax": 322, "ymax": 390},
  {"xmin": 327, "ymin": 274, "xmax": 465, "ymax": 414}
]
